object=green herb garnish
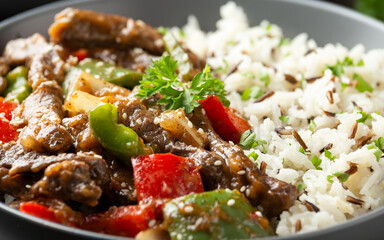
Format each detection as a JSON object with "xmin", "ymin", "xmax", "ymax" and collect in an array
[
  {"xmin": 248, "ymin": 151, "xmax": 259, "ymax": 162},
  {"xmin": 239, "ymin": 130, "xmax": 267, "ymax": 153},
  {"xmin": 311, "ymin": 155, "xmax": 322, "ymax": 170},
  {"xmin": 333, "ymin": 172, "xmax": 350, "ymax": 182},
  {"xmin": 136, "ymin": 56, "xmax": 229, "ymax": 113},
  {"xmin": 278, "ymin": 37, "xmax": 290, "ymax": 47},
  {"xmin": 367, "ymin": 144, "xmax": 383, "ymax": 162},
  {"xmin": 260, "ymin": 72, "xmax": 270, "ymax": 87},
  {"xmin": 374, "ymin": 137, "xmax": 384, "ymax": 150},
  {"xmin": 279, "ymin": 115, "xmax": 289, "ymax": 123},
  {"xmin": 324, "ymin": 149, "xmax": 336, "ymax": 161},
  {"xmin": 241, "ymin": 86, "xmax": 264, "ymax": 101},
  {"xmin": 309, "ymin": 119, "xmax": 316, "ymax": 132},
  {"xmin": 297, "ymin": 184, "xmax": 306, "ymax": 191},
  {"xmin": 353, "ymin": 73, "xmax": 373, "ymax": 93},
  {"xmin": 356, "ymin": 111, "xmax": 372, "ymax": 123}
]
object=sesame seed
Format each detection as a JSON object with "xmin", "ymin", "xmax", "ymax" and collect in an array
[
  {"xmin": 227, "ymin": 199, "xmax": 236, "ymax": 206},
  {"xmin": 211, "ymin": 140, "xmax": 218, "ymax": 145},
  {"xmin": 238, "ymin": 170, "xmax": 246, "ymax": 175},
  {"xmin": 122, "ymin": 113, "xmax": 128, "ymax": 119},
  {"xmin": 16, "ymin": 150, "xmax": 24, "ymax": 155},
  {"xmin": 148, "ymin": 219, "xmax": 156, "ymax": 227},
  {"xmin": 198, "ymin": 128, "xmax": 204, "ymax": 134},
  {"xmin": 94, "ymin": 154, "xmax": 102, "ymax": 159},
  {"xmin": 246, "ymin": 189, "xmax": 251, "ymax": 197},
  {"xmin": 154, "ymin": 117, "xmax": 160, "ymax": 125},
  {"xmin": 16, "ymin": 128, "xmax": 23, "ymax": 132},
  {"xmin": 201, "ymin": 109, "xmax": 206, "ymax": 115},
  {"xmin": 240, "ymin": 186, "xmax": 246, "ymax": 192},
  {"xmin": 136, "ymin": 119, "xmax": 143, "ymax": 125},
  {"xmin": 177, "ymin": 111, "xmax": 183, "ymax": 118},
  {"xmin": 229, "ymin": 141, "xmax": 234, "ymax": 145},
  {"xmin": 255, "ymin": 211, "xmax": 263, "ymax": 217},
  {"xmin": 177, "ymin": 233, "xmax": 183, "ymax": 240},
  {"xmin": 95, "ymin": 61, "xmax": 104, "ymax": 68},
  {"xmin": 184, "ymin": 206, "xmax": 194, "ymax": 213},
  {"xmin": 187, "ymin": 121, "xmax": 193, "ymax": 129},
  {"xmin": 25, "ymin": 184, "xmax": 31, "ymax": 189},
  {"xmin": 214, "ymin": 160, "xmax": 222, "ymax": 166}
]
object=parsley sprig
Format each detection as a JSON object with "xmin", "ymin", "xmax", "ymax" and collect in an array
[{"xmin": 136, "ymin": 56, "xmax": 229, "ymax": 113}]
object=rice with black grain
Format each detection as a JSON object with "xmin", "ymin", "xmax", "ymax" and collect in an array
[{"xmin": 173, "ymin": 1, "xmax": 384, "ymax": 235}]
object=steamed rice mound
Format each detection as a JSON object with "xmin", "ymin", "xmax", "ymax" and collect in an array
[{"xmin": 173, "ymin": 2, "xmax": 384, "ymax": 235}]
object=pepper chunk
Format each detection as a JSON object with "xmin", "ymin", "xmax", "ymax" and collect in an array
[
  {"xmin": 3, "ymin": 66, "xmax": 32, "ymax": 103},
  {"xmin": 76, "ymin": 59, "xmax": 143, "ymax": 89},
  {"xmin": 200, "ymin": 95, "xmax": 251, "ymax": 143},
  {"xmin": 19, "ymin": 202, "xmax": 60, "ymax": 223},
  {"xmin": 89, "ymin": 103, "xmax": 147, "ymax": 164},
  {"xmin": 131, "ymin": 153, "xmax": 204, "ymax": 201},
  {"xmin": 163, "ymin": 189, "xmax": 274, "ymax": 240},
  {"xmin": 82, "ymin": 204, "xmax": 155, "ymax": 237},
  {"xmin": 0, "ymin": 97, "xmax": 19, "ymax": 143}
]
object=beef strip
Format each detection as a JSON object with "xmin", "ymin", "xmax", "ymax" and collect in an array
[
  {"xmin": 31, "ymin": 159, "xmax": 103, "ymax": 207},
  {"xmin": 100, "ymin": 156, "xmax": 137, "ymax": 206},
  {"xmin": 85, "ymin": 47, "xmax": 158, "ymax": 73},
  {"xmin": 115, "ymin": 96, "xmax": 297, "ymax": 217},
  {"xmin": 0, "ymin": 142, "xmax": 108, "ymax": 206},
  {"xmin": 62, "ymin": 114, "xmax": 101, "ymax": 153},
  {"xmin": 12, "ymin": 81, "xmax": 72, "ymax": 153},
  {"xmin": 2, "ymin": 33, "xmax": 49, "ymax": 67},
  {"xmin": 49, "ymin": 8, "xmax": 164, "ymax": 55},
  {"xmin": 28, "ymin": 43, "xmax": 67, "ymax": 90}
]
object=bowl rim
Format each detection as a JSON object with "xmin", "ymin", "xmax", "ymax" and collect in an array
[{"xmin": 1, "ymin": 0, "xmax": 384, "ymax": 239}]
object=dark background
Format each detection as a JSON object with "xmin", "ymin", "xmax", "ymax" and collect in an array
[{"xmin": 0, "ymin": 0, "xmax": 355, "ymax": 22}]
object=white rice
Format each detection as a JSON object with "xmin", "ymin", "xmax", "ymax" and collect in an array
[{"xmin": 174, "ymin": 1, "xmax": 384, "ymax": 235}]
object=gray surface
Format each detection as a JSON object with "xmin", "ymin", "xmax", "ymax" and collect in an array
[{"xmin": 1, "ymin": 0, "xmax": 384, "ymax": 239}]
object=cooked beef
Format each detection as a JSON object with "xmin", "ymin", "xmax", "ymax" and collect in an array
[
  {"xmin": 62, "ymin": 114, "xmax": 101, "ymax": 152},
  {"xmin": 0, "ymin": 76, "xmax": 6, "ymax": 94},
  {"xmin": 49, "ymin": 8, "xmax": 164, "ymax": 55},
  {"xmin": 2, "ymin": 33, "xmax": 48, "ymax": 67},
  {"xmin": 12, "ymin": 81, "xmax": 72, "ymax": 153},
  {"xmin": 86, "ymin": 48, "xmax": 158, "ymax": 73},
  {"xmin": 0, "ymin": 57, "xmax": 9, "ymax": 76},
  {"xmin": 28, "ymin": 43, "xmax": 67, "ymax": 90},
  {"xmin": 31, "ymin": 160, "xmax": 103, "ymax": 207},
  {"xmin": 0, "ymin": 142, "xmax": 108, "ymax": 206},
  {"xmin": 101, "ymin": 156, "xmax": 137, "ymax": 206},
  {"xmin": 116, "ymin": 96, "xmax": 297, "ymax": 217}
]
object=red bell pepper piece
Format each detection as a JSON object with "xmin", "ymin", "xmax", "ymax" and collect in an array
[
  {"xmin": 0, "ymin": 97, "xmax": 19, "ymax": 143},
  {"xmin": 200, "ymin": 95, "xmax": 251, "ymax": 143},
  {"xmin": 19, "ymin": 202, "xmax": 60, "ymax": 223},
  {"xmin": 82, "ymin": 204, "xmax": 155, "ymax": 237},
  {"xmin": 74, "ymin": 49, "xmax": 87, "ymax": 62},
  {"xmin": 131, "ymin": 153, "xmax": 204, "ymax": 201}
]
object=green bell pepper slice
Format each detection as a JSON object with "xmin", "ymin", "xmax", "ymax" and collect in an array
[
  {"xmin": 76, "ymin": 59, "xmax": 142, "ymax": 89},
  {"xmin": 89, "ymin": 103, "xmax": 146, "ymax": 164},
  {"xmin": 163, "ymin": 189, "xmax": 274, "ymax": 240},
  {"xmin": 3, "ymin": 66, "xmax": 32, "ymax": 103}
]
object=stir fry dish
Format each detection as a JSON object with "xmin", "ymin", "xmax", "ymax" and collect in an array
[{"xmin": 0, "ymin": 7, "xmax": 298, "ymax": 239}]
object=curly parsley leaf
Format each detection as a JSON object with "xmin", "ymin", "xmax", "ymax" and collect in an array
[
  {"xmin": 309, "ymin": 119, "xmax": 317, "ymax": 132},
  {"xmin": 136, "ymin": 56, "xmax": 229, "ymax": 113},
  {"xmin": 311, "ymin": 155, "xmax": 322, "ymax": 170}
]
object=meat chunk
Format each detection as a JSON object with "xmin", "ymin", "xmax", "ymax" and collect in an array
[
  {"xmin": 2, "ymin": 33, "xmax": 48, "ymax": 67},
  {"xmin": 28, "ymin": 44, "xmax": 67, "ymax": 90},
  {"xmin": 12, "ymin": 81, "xmax": 72, "ymax": 153},
  {"xmin": 86, "ymin": 48, "xmax": 158, "ymax": 73},
  {"xmin": 49, "ymin": 8, "xmax": 164, "ymax": 55},
  {"xmin": 62, "ymin": 114, "xmax": 101, "ymax": 152},
  {"xmin": 31, "ymin": 160, "xmax": 102, "ymax": 206},
  {"xmin": 0, "ymin": 142, "xmax": 108, "ymax": 206}
]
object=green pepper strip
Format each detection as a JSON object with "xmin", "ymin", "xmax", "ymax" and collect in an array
[
  {"xmin": 89, "ymin": 103, "xmax": 145, "ymax": 164},
  {"xmin": 76, "ymin": 60, "xmax": 143, "ymax": 89},
  {"xmin": 163, "ymin": 189, "xmax": 274, "ymax": 240},
  {"xmin": 3, "ymin": 66, "xmax": 32, "ymax": 103}
]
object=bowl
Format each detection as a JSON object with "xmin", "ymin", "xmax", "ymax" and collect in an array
[{"xmin": 1, "ymin": 0, "xmax": 384, "ymax": 239}]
